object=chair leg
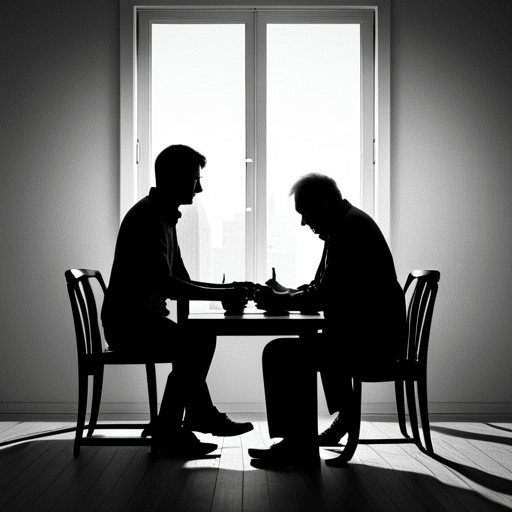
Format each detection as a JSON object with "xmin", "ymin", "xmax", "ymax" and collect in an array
[
  {"xmin": 326, "ymin": 379, "xmax": 362, "ymax": 466},
  {"xmin": 74, "ymin": 369, "xmax": 88, "ymax": 457},
  {"xmin": 146, "ymin": 364, "xmax": 158, "ymax": 422},
  {"xmin": 145, "ymin": 364, "xmax": 158, "ymax": 451},
  {"xmin": 395, "ymin": 380, "xmax": 410, "ymax": 438},
  {"xmin": 87, "ymin": 366, "xmax": 104, "ymax": 437},
  {"xmin": 417, "ymin": 375, "xmax": 434, "ymax": 453},
  {"xmin": 405, "ymin": 379, "xmax": 421, "ymax": 448}
]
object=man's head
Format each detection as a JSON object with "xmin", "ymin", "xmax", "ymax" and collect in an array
[
  {"xmin": 289, "ymin": 173, "xmax": 343, "ymax": 240},
  {"xmin": 155, "ymin": 144, "xmax": 207, "ymax": 205}
]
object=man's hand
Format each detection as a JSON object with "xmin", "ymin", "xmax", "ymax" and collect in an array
[
  {"xmin": 232, "ymin": 281, "xmax": 257, "ymax": 300},
  {"xmin": 254, "ymin": 285, "xmax": 289, "ymax": 311},
  {"xmin": 264, "ymin": 267, "xmax": 289, "ymax": 293},
  {"xmin": 225, "ymin": 285, "xmax": 250, "ymax": 301},
  {"xmin": 221, "ymin": 285, "xmax": 250, "ymax": 313},
  {"xmin": 265, "ymin": 278, "xmax": 291, "ymax": 293}
]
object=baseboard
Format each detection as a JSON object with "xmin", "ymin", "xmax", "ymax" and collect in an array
[{"xmin": 1, "ymin": 402, "xmax": 511, "ymax": 422}]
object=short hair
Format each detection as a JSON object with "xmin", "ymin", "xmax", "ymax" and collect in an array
[
  {"xmin": 154, "ymin": 144, "xmax": 207, "ymax": 187},
  {"xmin": 289, "ymin": 173, "xmax": 342, "ymax": 210}
]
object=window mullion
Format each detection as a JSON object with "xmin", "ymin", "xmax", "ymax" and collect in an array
[
  {"xmin": 361, "ymin": 11, "xmax": 375, "ymax": 217},
  {"xmin": 245, "ymin": 13, "xmax": 256, "ymax": 283},
  {"xmin": 137, "ymin": 12, "xmax": 151, "ymax": 204},
  {"xmin": 254, "ymin": 12, "xmax": 268, "ymax": 284}
]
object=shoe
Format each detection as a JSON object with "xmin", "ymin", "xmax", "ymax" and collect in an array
[
  {"xmin": 152, "ymin": 427, "xmax": 218, "ymax": 457},
  {"xmin": 183, "ymin": 409, "xmax": 254, "ymax": 437},
  {"xmin": 318, "ymin": 414, "xmax": 348, "ymax": 446},
  {"xmin": 248, "ymin": 439, "xmax": 320, "ymax": 467}
]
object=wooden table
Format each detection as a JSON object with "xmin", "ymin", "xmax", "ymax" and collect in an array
[{"xmin": 177, "ymin": 303, "xmax": 324, "ymax": 337}]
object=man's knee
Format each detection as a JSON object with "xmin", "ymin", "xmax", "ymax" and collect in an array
[{"xmin": 262, "ymin": 338, "xmax": 294, "ymax": 367}]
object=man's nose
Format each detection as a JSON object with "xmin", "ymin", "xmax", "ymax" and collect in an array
[
  {"xmin": 195, "ymin": 180, "xmax": 203, "ymax": 193},
  {"xmin": 301, "ymin": 217, "xmax": 306, "ymax": 226}
]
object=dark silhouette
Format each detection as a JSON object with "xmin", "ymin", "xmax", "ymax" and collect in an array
[
  {"xmin": 101, "ymin": 144, "xmax": 253, "ymax": 456},
  {"xmin": 249, "ymin": 173, "xmax": 406, "ymax": 466}
]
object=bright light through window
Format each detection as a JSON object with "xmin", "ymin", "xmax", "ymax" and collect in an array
[
  {"xmin": 267, "ymin": 24, "xmax": 360, "ymax": 286},
  {"xmin": 142, "ymin": 13, "xmax": 373, "ymax": 303},
  {"xmin": 152, "ymin": 24, "xmax": 246, "ymax": 284}
]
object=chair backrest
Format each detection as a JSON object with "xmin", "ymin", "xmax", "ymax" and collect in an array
[
  {"xmin": 403, "ymin": 270, "xmax": 440, "ymax": 364},
  {"xmin": 65, "ymin": 269, "xmax": 108, "ymax": 358}
]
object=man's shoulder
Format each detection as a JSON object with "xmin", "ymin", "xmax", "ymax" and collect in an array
[
  {"xmin": 332, "ymin": 203, "xmax": 385, "ymax": 244},
  {"xmin": 121, "ymin": 196, "xmax": 159, "ymax": 226},
  {"xmin": 337, "ymin": 203, "xmax": 376, "ymax": 231},
  {"xmin": 126, "ymin": 195, "xmax": 153, "ymax": 214},
  {"xmin": 343, "ymin": 203, "xmax": 373, "ymax": 223}
]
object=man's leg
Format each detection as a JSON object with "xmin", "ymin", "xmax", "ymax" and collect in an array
[
  {"xmin": 318, "ymin": 370, "xmax": 353, "ymax": 444},
  {"xmin": 106, "ymin": 317, "xmax": 217, "ymax": 455},
  {"xmin": 157, "ymin": 328, "xmax": 253, "ymax": 437},
  {"xmin": 262, "ymin": 337, "xmax": 318, "ymax": 442},
  {"xmin": 248, "ymin": 337, "xmax": 320, "ymax": 465},
  {"xmin": 320, "ymin": 371, "xmax": 353, "ymax": 416},
  {"xmin": 157, "ymin": 329, "xmax": 216, "ymax": 427}
]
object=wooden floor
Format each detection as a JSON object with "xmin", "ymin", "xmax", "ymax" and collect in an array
[{"xmin": 0, "ymin": 416, "xmax": 511, "ymax": 511}]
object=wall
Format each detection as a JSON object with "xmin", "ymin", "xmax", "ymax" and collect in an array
[
  {"xmin": 391, "ymin": 0, "xmax": 512, "ymax": 417},
  {"xmin": 1, "ymin": 0, "xmax": 511, "ymax": 419},
  {"xmin": 1, "ymin": 0, "xmax": 121, "ymax": 414}
]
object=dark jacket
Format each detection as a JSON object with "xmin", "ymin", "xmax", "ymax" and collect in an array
[{"xmin": 290, "ymin": 200, "xmax": 406, "ymax": 361}]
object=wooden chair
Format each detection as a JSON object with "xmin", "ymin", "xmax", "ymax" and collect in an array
[
  {"xmin": 65, "ymin": 268, "xmax": 173, "ymax": 456},
  {"xmin": 327, "ymin": 269, "xmax": 441, "ymax": 466}
]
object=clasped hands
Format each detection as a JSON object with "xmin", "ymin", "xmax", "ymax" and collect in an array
[{"xmin": 221, "ymin": 275, "xmax": 292, "ymax": 314}]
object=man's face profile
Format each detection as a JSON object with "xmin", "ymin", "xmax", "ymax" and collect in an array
[
  {"xmin": 167, "ymin": 164, "xmax": 203, "ymax": 206},
  {"xmin": 295, "ymin": 198, "xmax": 330, "ymax": 240}
]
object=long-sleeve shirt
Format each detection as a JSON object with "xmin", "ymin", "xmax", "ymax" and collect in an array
[{"xmin": 101, "ymin": 187, "xmax": 190, "ymax": 330}]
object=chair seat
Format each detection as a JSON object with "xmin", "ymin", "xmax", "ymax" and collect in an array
[
  {"xmin": 85, "ymin": 350, "xmax": 173, "ymax": 365},
  {"xmin": 352, "ymin": 359, "xmax": 421, "ymax": 382}
]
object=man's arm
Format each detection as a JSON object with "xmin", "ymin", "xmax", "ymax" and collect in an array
[
  {"xmin": 189, "ymin": 279, "xmax": 255, "ymax": 289},
  {"xmin": 168, "ymin": 277, "xmax": 247, "ymax": 302}
]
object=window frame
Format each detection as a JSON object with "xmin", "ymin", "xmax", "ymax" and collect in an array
[{"xmin": 120, "ymin": 1, "xmax": 391, "ymax": 266}]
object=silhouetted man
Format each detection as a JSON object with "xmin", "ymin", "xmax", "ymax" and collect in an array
[
  {"xmin": 249, "ymin": 173, "xmax": 405, "ymax": 466},
  {"xmin": 101, "ymin": 144, "xmax": 253, "ymax": 456}
]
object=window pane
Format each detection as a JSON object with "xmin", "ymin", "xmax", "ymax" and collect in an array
[
  {"xmin": 267, "ymin": 24, "xmax": 360, "ymax": 287},
  {"xmin": 151, "ymin": 24, "xmax": 246, "ymax": 291}
]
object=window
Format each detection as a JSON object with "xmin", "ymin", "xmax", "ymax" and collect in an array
[{"xmin": 120, "ymin": 3, "xmax": 390, "ymax": 289}]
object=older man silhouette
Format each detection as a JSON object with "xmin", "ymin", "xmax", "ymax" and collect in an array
[{"xmin": 249, "ymin": 173, "xmax": 405, "ymax": 466}]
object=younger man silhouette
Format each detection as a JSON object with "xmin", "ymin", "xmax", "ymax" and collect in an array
[{"xmin": 102, "ymin": 144, "xmax": 253, "ymax": 456}]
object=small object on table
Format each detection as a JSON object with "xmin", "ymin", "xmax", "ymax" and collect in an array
[
  {"xmin": 222, "ymin": 293, "xmax": 247, "ymax": 316},
  {"xmin": 222, "ymin": 301, "xmax": 246, "ymax": 316},
  {"xmin": 300, "ymin": 309, "xmax": 320, "ymax": 316},
  {"xmin": 272, "ymin": 267, "xmax": 276, "ymax": 281}
]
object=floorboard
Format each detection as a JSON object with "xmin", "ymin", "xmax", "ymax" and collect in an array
[
  {"xmin": 240, "ymin": 421, "xmax": 272, "ymax": 512},
  {"xmin": 374, "ymin": 421, "xmax": 512, "ymax": 511},
  {"xmin": 0, "ymin": 418, "xmax": 511, "ymax": 511}
]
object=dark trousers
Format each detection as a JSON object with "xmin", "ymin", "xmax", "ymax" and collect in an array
[
  {"xmin": 104, "ymin": 315, "xmax": 216, "ymax": 430},
  {"xmin": 262, "ymin": 337, "xmax": 353, "ymax": 444}
]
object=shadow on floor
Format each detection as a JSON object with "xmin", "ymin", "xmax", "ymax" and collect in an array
[
  {"xmin": 485, "ymin": 423, "xmax": 512, "ymax": 434},
  {"xmin": 1, "ymin": 436, "xmax": 511, "ymax": 511},
  {"xmin": 430, "ymin": 425, "xmax": 512, "ymax": 447}
]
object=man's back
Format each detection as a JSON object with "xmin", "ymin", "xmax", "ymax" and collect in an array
[
  {"xmin": 101, "ymin": 188, "xmax": 189, "ymax": 330},
  {"xmin": 318, "ymin": 201, "xmax": 405, "ymax": 358}
]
